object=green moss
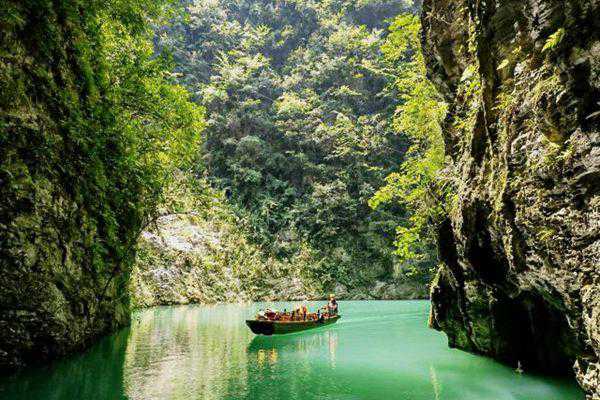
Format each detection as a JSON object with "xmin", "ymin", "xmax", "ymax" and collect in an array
[{"xmin": 536, "ymin": 227, "xmax": 557, "ymax": 244}]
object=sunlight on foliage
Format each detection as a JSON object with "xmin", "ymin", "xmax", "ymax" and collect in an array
[
  {"xmin": 97, "ymin": 0, "xmax": 206, "ymax": 215},
  {"xmin": 369, "ymin": 14, "xmax": 450, "ymax": 279},
  {"xmin": 153, "ymin": 0, "xmax": 427, "ymax": 291},
  {"xmin": 0, "ymin": 0, "xmax": 205, "ymax": 297},
  {"xmin": 542, "ymin": 28, "xmax": 565, "ymax": 53}
]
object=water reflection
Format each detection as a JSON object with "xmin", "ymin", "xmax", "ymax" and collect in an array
[
  {"xmin": 0, "ymin": 328, "xmax": 130, "ymax": 400},
  {"xmin": 0, "ymin": 301, "xmax": 585, "ymax": 400},
  {"xmin": 248, "ymin": 329, "xmax": 339, "ymax": 368},
  {"xmin": 430, "ymin": 365, "xmax": 441, "ymax": 400},
  {"xmin": 123, "ymin": 304, "xmax": 253, "ymax": 400},
  {"xmin": 329, "ymin": 331, "xmax": 337, "ymax": 368},
  {"xmin": 244, "ymin": 329, "xmax": 343, "ymax": 400}
]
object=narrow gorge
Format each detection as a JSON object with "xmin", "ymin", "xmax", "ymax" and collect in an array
[{"xmin": 0, "ymin": 0, "xmax": 598, "ymax": 398}]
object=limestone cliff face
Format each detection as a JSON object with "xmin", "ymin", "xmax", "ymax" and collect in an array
[
  {"xmin": 422, "ymin": 0, "xmax": 600, "ymax": 397},
  {"xmin": 131, "ymin": 214, "xmax": 320, "ymax": 307},
  {"xmin": 131, "ymin": 212, "xmax": 428, "ymax": 308}
]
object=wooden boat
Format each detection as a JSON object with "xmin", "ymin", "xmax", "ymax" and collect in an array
[{"xmin": 246, "ymin": 315, "xmax": 340, "ymax": 335}]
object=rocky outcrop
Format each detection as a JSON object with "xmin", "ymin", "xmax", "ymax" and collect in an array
[
  {"xmin": 422, "ymin": 0, "xmax": 600, "ymax": 397},
  {"xmin": 131, "ymin": 212, "xmax": 428, "ymax": 308},
  {"xmin": 131, "ymin": 172, "xmax": 428, "ymax": 308},
  {"xmin": 131, "ymin": 214, "xmax": 320, "ymax": 307}
]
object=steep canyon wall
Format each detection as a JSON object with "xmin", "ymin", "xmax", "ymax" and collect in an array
[
  {"xmin": 422, "ymin": 0, "xmax": 600, "ymax": 397},
  {"xmin": 0, "ymin": 1, "xmax": 145, "ymax": 371}
]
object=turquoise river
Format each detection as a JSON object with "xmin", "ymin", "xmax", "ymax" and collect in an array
[{"xmin": 0, "ymin": 301, "xmax": 585, "ymax": 399}]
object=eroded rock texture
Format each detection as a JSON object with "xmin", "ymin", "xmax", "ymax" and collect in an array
[
  {"xmin": 131, "ymin": 212, "xmax": 428, "ymax": 308},
  {"xmin": 422, "ymin": 0, "xmax": 600, "ymax": 397},
  {"xmin": 0, "ymin": 1, "xmax": 143, "ymax": 371}
]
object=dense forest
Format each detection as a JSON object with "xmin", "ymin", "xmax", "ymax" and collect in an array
[
  {"xmin": 144, "ymin": 0, "xmax": 444, "ymax": 293},
  {"xmin": 1, "ymin": 0, "xmax": 446, "ymax": 369}
]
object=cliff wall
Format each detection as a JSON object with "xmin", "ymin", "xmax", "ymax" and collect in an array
[
  {"xmin": 422, "ymin": 0, "xmax": 600, "ymax": 397},
  {"xmin": 131, "ymin": 179, "xmax": 428, "ymax": 308},
  {"xmin": 0, "ymin": 1, "xmax": 145, "ymax": 371}
]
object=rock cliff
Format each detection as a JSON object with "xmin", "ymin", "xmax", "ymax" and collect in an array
[
  {"xmin": 131, "ymin": 210, "xmax": 428, "ymax": 308},
  {"xmin": 0, "ymin": 1, "xmax": 145, "ymax": 371},
  {"xmin": 131, "ymin": 214, "xmax": 319, "ymax": 307},
  {"xmin": 131, "ymin": 173, "xmax": 428, "ymax": 307},
  {"xmin": 422, "ymin": 0, "xmax": 600, "ymax": 397}
]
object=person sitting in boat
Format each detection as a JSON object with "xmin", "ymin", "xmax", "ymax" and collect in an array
[{"xmin": 264, "ymin": 309, "xmax": 278, "ymax": 320}]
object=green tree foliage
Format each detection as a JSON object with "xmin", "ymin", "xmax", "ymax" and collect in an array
[
  {"xmin": 369, "ymin": 14, "xmax": 450, "ymax": 282},
  {"xmin": 158, "ymin": 0, "xmax": 420, "ymax": 288},
  {"xmin": 1, "ymin": 0, "xmax": 204, "ymax": 281}
]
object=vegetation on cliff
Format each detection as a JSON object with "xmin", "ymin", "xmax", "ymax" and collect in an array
[
  {"xmin": 131, "ymin": 173, "xmax": 428, "ymax": 307},
  {"xmin": 2, "ymin": 1, "xmax": 597, "ymax": 398},
  {"xmin": 2, "ymin": 0, "xmax": 444, "ymax": 370},
  {"xmin": 152, "ymin": 0, "xmax": 430, "ymax": 292},
  {"xmin": 369, "ymin": 13, "xmax": 449, "ymax": 283},
  {"xmin": 131, "ymin": 173, "xmax": 322, "ymax": 307},
  {"xmin": 0, "ymin": 0, "xmax": 203, "ymax": 370},
  {"xmin": 421, "ymin": 0, "xmax": 600, "ymax": 397}
]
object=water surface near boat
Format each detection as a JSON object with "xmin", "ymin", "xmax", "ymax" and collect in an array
[{"xmin": 0, "ymin": 300, "xmax": 584, "ymax": 400}]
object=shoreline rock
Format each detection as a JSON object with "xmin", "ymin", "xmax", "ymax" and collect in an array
[{"xmin": 131, "ymin": 214, "xmax": 428, "ymax": 309}]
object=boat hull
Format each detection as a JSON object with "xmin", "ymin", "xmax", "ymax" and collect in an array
[{"xmin": 246, "ymin": 315, "xmax": 340, "ymax": 335}]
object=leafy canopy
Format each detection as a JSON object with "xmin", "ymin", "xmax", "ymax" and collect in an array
[
  {"xmin": 369, "ymin": 14, "xmax": 450, "ymax": 281},
  {"xmin": 158, "ymin": 0, "xmax": 420, "ymax": 288}
]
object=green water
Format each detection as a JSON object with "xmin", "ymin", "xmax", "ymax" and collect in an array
[{"xmin": 0, "ymin": 301, "xmax": 584, "ymax": 400}]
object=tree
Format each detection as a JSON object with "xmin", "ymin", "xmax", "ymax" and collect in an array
[
  {"xmin": 157, "ymin": 0, "xmax": 420, "ymax": 288},
  {"xmin": 369, "ymin": 14, "xmax": 450, "ymax": 282}
]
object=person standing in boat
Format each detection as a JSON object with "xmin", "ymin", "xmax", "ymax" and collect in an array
[{"xmin": 327, "ymin": 294, "xmax": 338, "ymax": 316}]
